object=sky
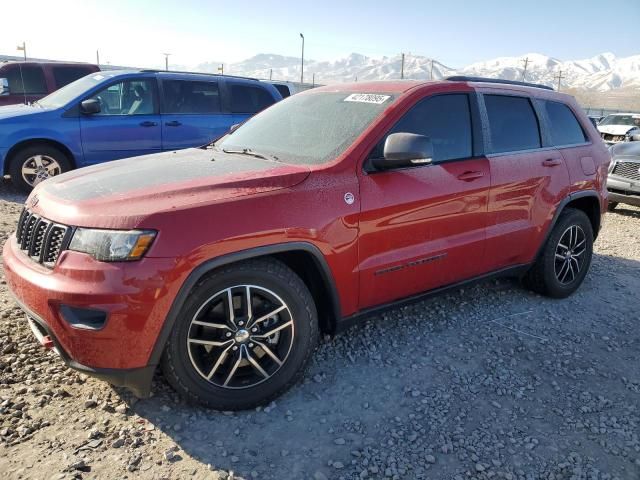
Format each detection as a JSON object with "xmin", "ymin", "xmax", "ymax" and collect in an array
[{"xmin": 1, "ymin": 0, "xmax": 639, "ymax": 69}]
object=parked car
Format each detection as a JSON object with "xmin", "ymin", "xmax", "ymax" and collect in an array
[
  {"xmin": 0, "ymin": 70, "xmax": 282, "ymax": 192},
  {"xmin": 266, "ymin": 81, "xmax": 315, "ymax": 98},
  {"xmin": 3, "ymin": 77, "xmax": 610, "ymax": 409},
  {"xmin": 0, "ymin": 61, "xmax": 99, "ymax": 107},
  {"xmin": 587, "ymin": 116, "xmax": 601, "ymax": 128},
  {"xmin": 607, "ymin": 141, "xmax": 640, "ymax": 210},
  {"xmin": 597, "ymin": 113, "xmax": 640, "ymax": 145}
]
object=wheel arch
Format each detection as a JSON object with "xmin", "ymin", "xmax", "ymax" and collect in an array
[
  {"xmin": 4, "ymin": 138, "xmax": 76, "ymax": 175},
  {"xmin": 534, "ymin": 190, "xmax": 602, "ymax": 261},
  {"xmin": 147, "ymin": 242, "xmax": 342, "ymax": 367}
]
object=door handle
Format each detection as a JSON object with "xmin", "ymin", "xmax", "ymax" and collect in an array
[
  {"xmin": 139, "ymin": 121, "xmax": 158, "ymax": 127},
  {"xmin": 165, "ymin": 120, "xmax": 182, "ymax": 127},
  {"xmin": 457, "ymin": 171, "xmax": 484, "ymax": 181},
  {"xmin": 542, "ymin": 158, "xmax": 562, "ymax": 167}
]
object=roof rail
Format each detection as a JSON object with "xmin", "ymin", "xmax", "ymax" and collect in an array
[
  {"xmin": 138, "ymin": 69, "xmax": 259, "ymax": 81},
  {"xmin": 446, "ymin": 76, "xmax": 554, "ymax": 91}
]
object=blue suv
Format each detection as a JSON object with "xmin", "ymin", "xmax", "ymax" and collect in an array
[{"xmin": 0, "ymin": 70, "xmax": 282, "ymax": 191}]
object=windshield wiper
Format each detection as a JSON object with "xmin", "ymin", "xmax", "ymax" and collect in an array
[{"xmin": 222, "ymin": 148, "xmax": 279, "ymax": 162}]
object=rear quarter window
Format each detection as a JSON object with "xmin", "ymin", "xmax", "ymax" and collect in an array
[
  {"xmin": 230, "ymin": 84, "xmax": 276, "ymax": 114},
  {"xmin": 52, "ymin": 66, "xmax": 95, "ymax": 89},
  {"xmin": 543, "ymin": 101, "xmax": 588, "ymax": 146},
  {"xmin": 484, "ymin": 94, "xmax": 541, "ymax": 154}
]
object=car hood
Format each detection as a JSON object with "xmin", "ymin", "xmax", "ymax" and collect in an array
[
  {"xmin": 598, "ymin": 124, "xmax": 636, "ymax": 136},
  {"xmin": 29, "ymin": 148, "xmax": 311, "ymax": 228},
  {"xmin": 611, "ymin": 141, "xmax": 640, "ymax": 159},
  {"xmin": 0, "ymin": 103, "xmax": 52, "ymax": 121}
]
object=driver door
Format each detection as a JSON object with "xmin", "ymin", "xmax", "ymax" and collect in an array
[
  {"xmin": 357, "ymin": 93, "xmax": 491, "ymax": 309},
  {"xmin": 79, "ymin": 78, "xmax": 162, "ymax": 164}
]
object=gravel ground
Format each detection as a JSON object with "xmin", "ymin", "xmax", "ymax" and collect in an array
[{"xmin": 0, "ymin": 178, "xmax": 639, "ymax": 480}]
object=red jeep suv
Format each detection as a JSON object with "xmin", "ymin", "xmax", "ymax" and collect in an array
[{"xmin": 3, "ymin": 77, "xmax": 610, "ymax": 409}]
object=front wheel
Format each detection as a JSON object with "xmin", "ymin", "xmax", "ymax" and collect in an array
[
  {"xmin": 8, "ymin": 145, "xmax": 71, "ymax": 193},
  {"xmin": 523, "ymin": 208, "xmax": 594, "ymax": 298},
  {"xmin": 161, "ymin": 259, "xmax": 318, "ymax": 410}
]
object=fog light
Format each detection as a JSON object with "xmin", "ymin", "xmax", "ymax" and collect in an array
[{"xmin": 59, "ymin": 305, "xmax": 107, "ymax": 330}]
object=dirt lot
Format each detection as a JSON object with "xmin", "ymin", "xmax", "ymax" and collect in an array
[{"xmin": 0, "ymin": 179, "xmax": 639, "ymax": 480}]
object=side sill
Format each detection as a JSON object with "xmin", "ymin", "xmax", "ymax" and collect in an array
[{"xmin": 335, "ymin": 264, "xmax": 530, "ymax": 334}]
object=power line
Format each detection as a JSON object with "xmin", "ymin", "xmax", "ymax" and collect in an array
[{"xmin": 521, "ymin": 57, "xmax": 529, "ymax": 82}]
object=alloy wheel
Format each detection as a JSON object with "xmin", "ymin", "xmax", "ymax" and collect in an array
[
  {"xmin": 21, "ymin": 155, "xmax": 62, "ymax": 186},
  {"xmin": 186, "ymin": 285, "xmax": 294, "ymax": 389},
  {"xmin": 554, "ymin": 225, "xmax": 586, "ymax": 285}
]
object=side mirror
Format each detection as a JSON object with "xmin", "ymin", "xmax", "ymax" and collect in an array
[
  {"xmin": 372, "ymin": 133, "xmax": 433, "ymax": 170},
  {"xmin": 80, "ymin": 98, "xmax": 101, "ymax": 115},
  {"xmin": 0, "ymin": 78, "xmax": 9, "ymax": 96},
  {"xmin": 229, "ymin": 123, "xmax": 241, "ymax": 134}
]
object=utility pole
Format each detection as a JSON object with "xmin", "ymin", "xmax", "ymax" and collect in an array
[
  {"xmin": 555, "ymin": 70, "xmax": 564, "ymax": 91},
  {"xmin": 400, "ymin": 53, "xmax": 405, "ymax": 80},
  {"xmin": 96, "ymin": 50, "xmax": 100, "ymax": 67},
  {"xmin": 269, "ymin": 68, "xmax": 273, "ymax": 80},
  {"xmin": 312, "ymin": 73, "xmax": 315, "ymax": 87},
  {"xmin": 163, "ymin": 53, "xmax": 171, "ymax": 71},
  {"xmin": 521, "ymin": 57, "xmax": 529, "ymax": 82},
  {"xmin": 355, "ymin": 75, "xmax": 358, "ymax": 82},
  {"xmin": 16, "ymin": 42, "xmax": 27, "ymax": 61},
  {"xmin": 218, "ymin": 64, "xmax": 224, "ymax": 75},
  {"xmin": 430, "ymin": 59, "xmax": 434, "ymax": 80},
  {"xmin": 299, "ymin": 33, "xmax": 305, "ymax": 84}
]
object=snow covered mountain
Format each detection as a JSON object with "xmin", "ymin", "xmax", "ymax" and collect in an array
[{"xmin": 198, "ymin": 52, "xmax": 640, "ymax": 92}]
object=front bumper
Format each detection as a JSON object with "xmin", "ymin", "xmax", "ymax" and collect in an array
[
  {"xmin": 607, "ymin": 173, "xmax": 640, "ymax": 207},
  {"xmin": 2, "ymin": 236, "xmax": 182, "ymax": 395}
]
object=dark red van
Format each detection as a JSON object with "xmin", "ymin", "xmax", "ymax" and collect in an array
[{"xmin": 0, "ymin": 61, "xmax": 100, "ymax": 106}]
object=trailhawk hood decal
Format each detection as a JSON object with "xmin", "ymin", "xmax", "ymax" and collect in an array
[{"xmin": 29, "ymin": 148, "xmax": 310, "ymax": 227}]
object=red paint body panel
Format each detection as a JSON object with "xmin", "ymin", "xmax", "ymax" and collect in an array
[{"xmin": 2, "ymin": 79, "xmax": 609, "ymax": 376}]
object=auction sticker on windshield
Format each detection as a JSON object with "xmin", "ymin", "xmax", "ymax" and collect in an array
[{"xmin": 344, "ymin": 94, "xmax": 391, "ymax": 104}]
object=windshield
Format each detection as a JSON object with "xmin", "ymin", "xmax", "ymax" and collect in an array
[
  {"xmin": 217, "ymin": 92, "xmax": 396, "ymax": 165},
  {"xmin": 600, "ymin": 114, "xmax": 640, "ymax": 127},
  {"xmin": 37, "ymin": 73, "xmax": 113, "ymax": 109}
]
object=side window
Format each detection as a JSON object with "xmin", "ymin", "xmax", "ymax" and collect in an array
[
  {"xmin": 544, "ymin": 101, "xmax": 587, "ymax": 146},
  {"xmin": 88, "ymin": 79, "xmax": 157, "ymax": 116},
  {"xmin": 371, "ymin": 94, "xmax": 473, "ymax": 162},
  {"xmin": 52, "ymin": 67, "xmax": 94, "ymax": 89},
  {"xmin": 273, "ymin": 84, "xmax": 291, "ymax": 98},
  {"xmin": 162, "ymin": 80, "xmax": 221, "ymax": 114},
  {"xmin": 484, "ymin": 95, "xmax": 541, "ymax": 153},
  {"xmin": 5, "ymin": 66, "xmax": 47, "ymax": 94},
  {"xmin": 230, "ymin": 84, "xmax": 276, "ymax": 114}
]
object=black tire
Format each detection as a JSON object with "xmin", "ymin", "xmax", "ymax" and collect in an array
[
  {"xmin": 161, "ymin": 258, "xmax": 318, "ymax": 410},
  {"xmin": 523, "ymin": 208, "xmax": 594, "ymax": 298},
  {"xmin": 607, "ymin": 202, "xmax": 618, "ymax": 212},
  {"xmin": 8, "ymin": 144, "xmax": 72, "ymax": 193}
]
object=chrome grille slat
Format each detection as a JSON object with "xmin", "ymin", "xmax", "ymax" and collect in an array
[
  {"xmin": 612, "ymin": 161, "xmax": 640, "ymax": 182},
  {"xmin": 15, "ymin": 208, "xmax": 70, "ymax": 268}
]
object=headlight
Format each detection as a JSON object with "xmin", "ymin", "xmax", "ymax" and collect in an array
[{"xmin": 68, "ymin": 228, "xmax": 156, "ymax": 262}]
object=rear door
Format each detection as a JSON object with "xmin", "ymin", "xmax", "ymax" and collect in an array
[
  {"xmin": 480, "ymin": 91, "xmax": 570, "ymax": 268},
  {"xmin": 226, "ymin": 81, "xmax": 279, "ymax": 125},
  {"xmin": 160, "ymin": 78, "xmax": 232, "ymax": 150},
  {"xmin": 357, "ymin": 92, "xmax": 491, "ymax": 309},
  {"xmin": 79, "ymin": 77, "xmax": 162, "ymax": 164}
]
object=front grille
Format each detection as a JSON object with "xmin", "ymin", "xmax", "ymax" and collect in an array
[
  {"xmin": 601, "ymin": 133, "xmax": 625, "ymax": 142},
  {"xmin": 612, "ymin": 161, "xmax": 640, "ymax": 182},
  {"xmin": 15, "ymin": 209, "xmax": 72, "ymax": 267}
]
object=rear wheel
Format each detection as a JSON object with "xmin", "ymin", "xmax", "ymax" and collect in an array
[
  {"xmin": 161, "ymin": 258, "xmax": 318, "ymax": 410},
  {"xmin": 523, "ymin": 208, "xmax": 594, "ymax": 298},
  {"xmin": 8, "ymin": 145, "xmax": 71, "ymax": 193},
  {"xmin": 607, "ymin": 201, "xmax": 618, "ymax": 212}
]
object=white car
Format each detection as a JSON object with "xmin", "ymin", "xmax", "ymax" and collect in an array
[{"xmin": 597, "ymin": 113, "xmax": 640, "ymax": 145}]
